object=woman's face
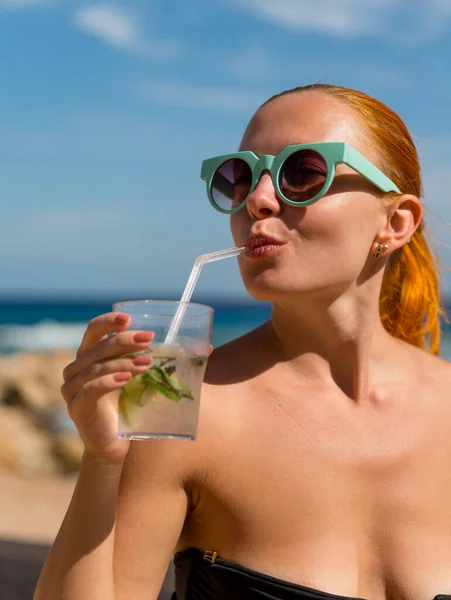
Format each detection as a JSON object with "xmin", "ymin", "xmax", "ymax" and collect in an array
[{"xmin": 230, "ymin": 91, "xmax": 387, "ymax": 303}]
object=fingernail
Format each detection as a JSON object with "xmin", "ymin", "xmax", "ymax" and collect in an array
[
  {"xmin": 133, "ymin": 355, "xmax": 152, "ymax": 366},
  {"xmin": 114, "ymin": 372, "xmax": 131, "ymax": 382},
  {"xmin": 115, "ymin": 314, "xmax": 129, "ymax": 325},
  {"xmin": 133, "ymin": 331, "xmax": 154, "ymax": 343}
]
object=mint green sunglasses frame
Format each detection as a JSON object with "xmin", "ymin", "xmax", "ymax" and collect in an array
[{"xmin": 200, "ymin": 142, "xmax": 401, "ymax": 214}]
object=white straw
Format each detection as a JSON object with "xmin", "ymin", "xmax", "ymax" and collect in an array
[{"xmin": 164, "ymin": 246, "xmax": 245, "ymax": 344}]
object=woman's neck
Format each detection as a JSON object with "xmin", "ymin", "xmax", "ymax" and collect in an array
[{"xmin": 267, "ymin": 291, "xmax": 400, "ymax": 402}]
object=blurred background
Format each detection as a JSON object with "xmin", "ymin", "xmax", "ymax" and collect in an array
[{"xmin": 0, "ymin": 0, "xmax": 450, "ymax": 598}]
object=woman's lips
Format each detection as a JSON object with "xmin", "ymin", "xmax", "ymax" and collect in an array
[{"xmin": 244, "ymin": 236, "xmax": 288, "ymax": 258}]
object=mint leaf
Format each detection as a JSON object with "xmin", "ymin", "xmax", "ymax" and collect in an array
[
  {"xmin": 142, "ymin": 367, "xmax": 166, "ymax": 387},
  {"xmin": 140, "ymin": 365, "xmax": 194, "ymax": 403},
  {"xmin": 161, "ymin": 370, "xmax": 194, "ymax": 399},
  {"xmin": 151, "ymin": 381, "xmax": 182, "ymax": 402},
  {"xmin": 160, "ymin": 370, "xmax": 182, "ymax": 390}
]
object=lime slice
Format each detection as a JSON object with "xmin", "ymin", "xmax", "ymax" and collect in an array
[
  {"xmin": 119, "ymin": 375, "xmax": 146, "ymax": 427},
  {"xmin": 119, "ymin": 392, "xmax": 141, "ymax": 427},
  {"xmin": 122, "ymin": 375, "xmax": 146, "ymax": 404}
]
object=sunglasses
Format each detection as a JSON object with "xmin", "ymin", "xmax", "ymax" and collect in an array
[{"xmin": 200, "ymin": 142, "xmax": 401, "ymax": 214}]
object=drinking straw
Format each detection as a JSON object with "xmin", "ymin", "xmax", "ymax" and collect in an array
[{"xmin": 164, "ymin": 246, "xmax": 246, "ymax": 343}]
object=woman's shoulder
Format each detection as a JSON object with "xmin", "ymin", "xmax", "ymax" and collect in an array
[
  {"xmin": 415, "ymin": 343, "xmax": 451, "ymax": 386},
  {"xmin": 406, "ymin": 342, "xmax": 451, "ymax": 416}
]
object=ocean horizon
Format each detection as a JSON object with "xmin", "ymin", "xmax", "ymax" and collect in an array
[
  {"xmin": 0, "ymin": 297, "xmax": 450, "ymax": 360},
  {"xmin": 0, "ymin": 297, "xmax": 272, "ymax": 355}
]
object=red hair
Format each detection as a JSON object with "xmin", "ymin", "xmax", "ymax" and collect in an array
[{"xmin": 266, "ymin": 84, "xmax": 447, "ymax": 355}]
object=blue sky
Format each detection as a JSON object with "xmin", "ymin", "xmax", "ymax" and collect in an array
[{"xmin": 1, "ymin": 0, "xmax": 451, "ymax": 302}]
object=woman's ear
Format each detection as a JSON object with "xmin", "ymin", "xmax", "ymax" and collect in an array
[{"xmin": 379, "ymin": 194, "xmax": 423, "ymax": 250}]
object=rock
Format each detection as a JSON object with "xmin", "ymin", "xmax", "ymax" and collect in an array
[
  {"xmin": 0, "ymin": 406, "xmax": 59, "ymax": 476},
  {"xmin": 4, "ymin": 379, "xmax": 53, "ymax": 415},
  {"xmin": 0, "ymin": 351, "xmax": 83, "ymax": 478},
  {"xmin": 0, "ymin": 351, "xmax": 73, "ymax": 413},
  {"xmin": 52, "ymin": 435, "xmax": 84, "ymax": 474}
]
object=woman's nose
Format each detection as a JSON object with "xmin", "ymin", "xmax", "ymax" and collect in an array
[{"xmin": 246, "ymin": 172, "xmax": 282, "ymax": 219}]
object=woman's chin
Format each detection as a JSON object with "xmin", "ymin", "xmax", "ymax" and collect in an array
[
  {"xmin": 245, "ymin": 288, "xmax": 277, "ymax": 303},
  {"xmin": 243, "ymin": 280, "xmax": 296, "ymax": 303},
  {"xmin": 241, "ymin": 262, "xmax": 291, "ymax": 292},
  {"xmin": 242, "ymin": 272, "xmax": 327, "ymax": 302}
]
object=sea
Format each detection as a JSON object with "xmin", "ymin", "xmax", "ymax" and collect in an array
[{"xmin": 0, "ymin": 298, "xmax": 450, "ymax": 361}]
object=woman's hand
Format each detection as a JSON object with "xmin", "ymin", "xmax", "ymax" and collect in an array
[{"xmin": 61, "ymin": 312, "xmax": 154, "ymax": 464}]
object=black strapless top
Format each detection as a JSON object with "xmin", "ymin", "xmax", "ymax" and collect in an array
[{"xmin": 172, "ymin": 548, "xmax": 451, "ymax": 600}]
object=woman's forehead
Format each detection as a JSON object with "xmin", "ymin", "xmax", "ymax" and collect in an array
[{"xmin": 239, "ymin": 92, "xmax": 364, "ymax": 155}]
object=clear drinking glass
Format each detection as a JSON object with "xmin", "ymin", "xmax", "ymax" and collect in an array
[{"xmin": 112, "ymin": 300, "xmax": 214, "ymax": 441}]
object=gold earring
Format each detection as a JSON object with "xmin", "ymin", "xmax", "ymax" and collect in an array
[{"xmin": 374, "ymin": 243, "xmax": 389, "ymax": 259}]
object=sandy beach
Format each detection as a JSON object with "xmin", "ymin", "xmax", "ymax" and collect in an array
[
  {"xmin": 0, "ymin": 470, "xmax": 73, "ymax": 600},
  {"xmin": 0, "ymin": 470, "xmax": 75, "ymax": 544},
  {"xmin": 0, "ymin": 470, "xmax": 175, "ymax": 600}
]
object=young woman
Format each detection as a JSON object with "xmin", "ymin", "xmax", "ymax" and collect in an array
[{"xmin": 35, "ymin": 84, "xmax": 451, "ymax": 600}]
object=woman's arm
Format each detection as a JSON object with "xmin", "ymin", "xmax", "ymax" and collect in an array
[
  {"xmin": 34, "ymin": 453, "xmax": 125, "ymax": 600},
  {"xmin": 34, "ymin": 311, "xmax": 204, "ymax": 600},
  {"xmin": 34, "ymin": 438, "xmax": 192, "ymax": 600}
]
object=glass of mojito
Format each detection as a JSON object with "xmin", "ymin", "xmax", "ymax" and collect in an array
[{"xmin": 112, "ymin": 300, "xmax": 214, "ymax": 441}]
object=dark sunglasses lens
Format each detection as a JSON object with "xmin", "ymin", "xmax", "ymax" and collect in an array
[
  {"xmin": 211, "ymin": 159, "xmax": 252, "ymax": 212},
  {"xmin": 279, "ymin": 150, "xmax": 328, "ymax": 203}
]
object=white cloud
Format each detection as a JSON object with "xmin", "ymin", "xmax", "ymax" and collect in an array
[
  {"xmin": 73, "ymin": 4, "xmax": 143, "ymax": 51},
  {"xmin": 72, "ymin": 4, "xmax": 180, "ymax": 57},
  {"xmin": 231, "ymin": 0, "xmax": 451, "ymax": 40},
  {"xmin": 232, "ymin": 0, "xmax": 394, "ymax": 36},
  {"xmin": 141, "ymin": 82, "xmax": 269, "ymax": 111}
]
